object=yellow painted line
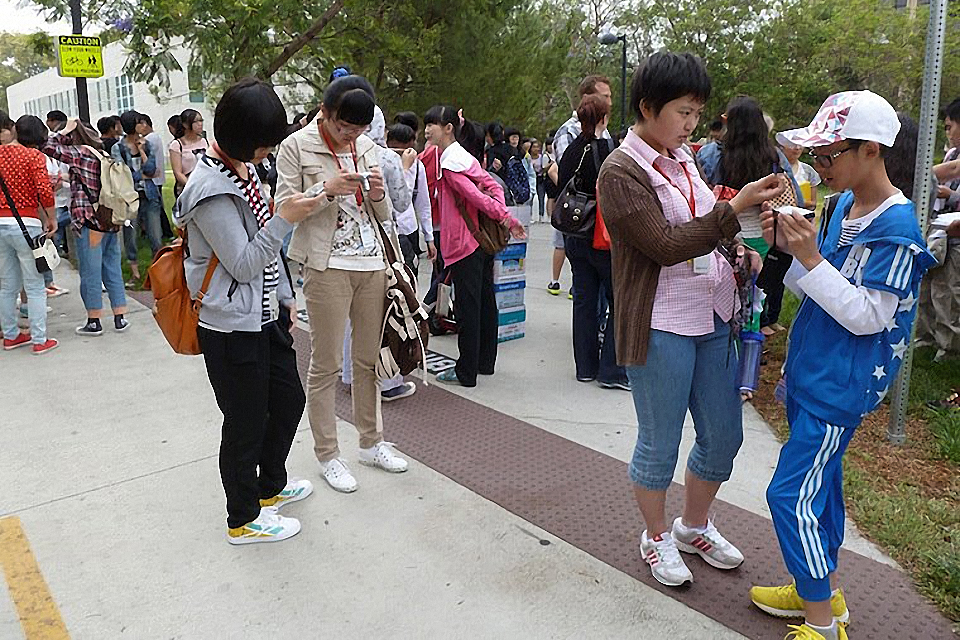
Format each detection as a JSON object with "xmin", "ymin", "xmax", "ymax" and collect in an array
[{"xmin": 0, "ymin": 517, "xmax": 70, "ymax": 639}]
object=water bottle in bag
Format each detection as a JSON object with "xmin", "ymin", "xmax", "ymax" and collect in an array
[{"xmin": 736, "ymin": 331, "xmax": 765, "ymax": 393}]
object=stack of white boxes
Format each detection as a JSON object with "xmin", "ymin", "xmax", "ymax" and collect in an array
[{"xmin": 495, "ymin": 204, "xmax": 531, "ymax": 342}]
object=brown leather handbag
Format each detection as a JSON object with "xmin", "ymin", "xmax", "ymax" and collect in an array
[
  {"xmin": 454, "ymin": 195, "xmax": 509, "ymax": 255},
  {"xmin": 144, "ymin": 232, "xmax": 218, "ymax": 356}
]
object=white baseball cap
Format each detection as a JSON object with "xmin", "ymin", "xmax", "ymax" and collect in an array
[{"xmin": 777, "ymin": 90, "xmax": 901, "ymax": 149}]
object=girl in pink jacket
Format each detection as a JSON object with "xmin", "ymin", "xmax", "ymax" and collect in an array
[{"xmin": 424, "ymin": 106, "xmax": 525, "ymax": 386}]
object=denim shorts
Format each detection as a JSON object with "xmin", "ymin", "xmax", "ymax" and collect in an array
[{"xmin": 625, "ymin": 315, "xmax": 744, "ymax": 491}]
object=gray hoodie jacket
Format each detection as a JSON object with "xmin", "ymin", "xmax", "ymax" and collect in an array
[{"xmin": 174, "ymin": 156, "xmax": 294, "ymax": 333}]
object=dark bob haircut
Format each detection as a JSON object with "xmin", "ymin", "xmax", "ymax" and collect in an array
[
  {"xmin": 942, "ymin": 97, "xmax": 960, "ymax": 123},
  {"xmin": 886, "ymin": 112, "xmax": 918, "ymax": 198},
  {"xmin": 46, "ymin": 110, "xmax": 67, "ymax": 124},
  {"xmin": 387, "ymin": 123, "xmax": 416, "ymax": 145},
  {"xmin": 423, "ymin": 105, "xmax": 461, "ymax": 138},
  {"xmin": 630, "ymin": 52, "xmax": 711, "ymax": 122},
  {"xmin": 97, "ymin": 115, "xmax": 118, "ymax": 135},
  {"xmin": 16, "ymin": 115, "xmax": 48, "ymax": 148},
  {"xmin": 322, "ymin": 76, "xmax": 375, "ymax": 126},
  {"xmin": 393, "ymin": 111, "xmax": 419, "ymax": 131},
  {"xmin": 214, "ymin": 77, "xmax": 288, "ymax": 162},
  {"xmin": 119, "ymin": 110, "xmax": 142, "ymax": 135}
]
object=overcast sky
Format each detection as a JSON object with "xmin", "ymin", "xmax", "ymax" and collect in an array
[{"xmin": 2, "ymin": 0, "xmax": 70, "ymax": 34}]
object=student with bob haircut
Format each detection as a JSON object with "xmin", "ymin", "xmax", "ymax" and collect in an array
[
  {"xmin": 597, "ymin": 52, "xmax": 783, "ymax": 589},
  {"xmin": 276, "ymin": 75, "xmax": 409, "ymax": 495},
  {"xmin": 175, "ymin": 77, "xmax": 319, "ymax": 544}
]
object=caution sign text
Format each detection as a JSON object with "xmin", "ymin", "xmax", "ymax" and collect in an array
[{"xmin": 56, "ymin": 35, "xmax": 104, "ymax": 79}]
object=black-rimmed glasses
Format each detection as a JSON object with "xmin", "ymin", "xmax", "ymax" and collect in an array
[{"xmin": 807, "ymin": 146, "xmax": 853, "ymax": 169}]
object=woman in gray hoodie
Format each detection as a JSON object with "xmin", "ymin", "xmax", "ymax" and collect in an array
[{"xmin": 175, "ymin": 78, "xmax": 323, "ymax": 545}]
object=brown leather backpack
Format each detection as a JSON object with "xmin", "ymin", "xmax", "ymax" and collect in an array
[{"xmin": 144, "ymin": 233, "xmax": 218, "ymax": 356}]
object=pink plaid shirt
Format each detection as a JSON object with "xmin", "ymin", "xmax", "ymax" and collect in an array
[{"xmin": 619, "ymin": 131, "xmax": 736, "ymax": 336}]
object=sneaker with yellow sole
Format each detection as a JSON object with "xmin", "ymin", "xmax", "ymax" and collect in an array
[
  {"xmin": 784, "ymin": 622, "xmax": 848, "ymax": 640},
  {"xmin": 750, "ymin": 582, "xmax": 849, "ymax": 624},
  {"xmin": 259, "ymin": 479, "xmax": 314, "ymax": 509},
  {"xmin": 227, "ymin": 507, "xmax": 301, "ymax": 545}
]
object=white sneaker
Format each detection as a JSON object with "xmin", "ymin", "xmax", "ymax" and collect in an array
[
  {"xmin": 359, "ymin": 441, "xmax": 408, "ymax": 473},
  {"xmin": 640, "ymin": 530, "xmax": 693, "ymax": 587},
  {"xmin": 227, "ymin": 507, "xmax": 301, "ymax": 545},
  {"xmin": 671, "ymin": 517, "xmax": 744, "ymax": 570},
  {"xmin": 259, "ymin": 478, "xmax": 314, "ymax": 509},
  {"xmin": 319, "ymin": 458, "xmax": 358, "ymax": 493}
]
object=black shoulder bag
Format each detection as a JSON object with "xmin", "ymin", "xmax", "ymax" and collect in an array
[
  {"xmin": 552, "ymin": 142, "xmax": 599, "ymax": 238},
  {"xmin": 0, "ymin": 171, "xmax": 53, "ymax": 273}
]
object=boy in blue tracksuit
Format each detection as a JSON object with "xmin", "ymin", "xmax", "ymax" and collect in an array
[{"xmin": 750, "ymin": 91, "xmax": 936, "ymax": 640}]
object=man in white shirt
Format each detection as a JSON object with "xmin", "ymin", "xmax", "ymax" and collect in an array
[
  {"xmin": 548, "ymin": 75, "xmax": 613, "ymax": 295},
  {"xmin": 136, "ymin": 114, "xmax": 173, "ymax": 239}
]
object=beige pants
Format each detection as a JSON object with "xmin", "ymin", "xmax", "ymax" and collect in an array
[{"xmin": 303, "ymin": 267, "xmax": 386, "ymax": 462}]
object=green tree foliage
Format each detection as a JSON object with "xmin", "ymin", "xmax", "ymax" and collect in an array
[{"xmin": 0, "ymin": 32, "xmax": 57, "ymax": 112}]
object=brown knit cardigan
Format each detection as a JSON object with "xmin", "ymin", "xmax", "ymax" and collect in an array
[{"xmin": 597, "ymin": 148, "xmax": 742, "ymax": 367}]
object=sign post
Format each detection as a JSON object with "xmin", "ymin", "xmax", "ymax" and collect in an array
[
  {"xmin": 62, "ymin": 0, "xmax": 96, "ymax": 123},
  {"xmin": 887, "ymin": 0, "xmax": 949, "ymax": 444}
]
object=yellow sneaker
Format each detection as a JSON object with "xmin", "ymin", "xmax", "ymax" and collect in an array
[
  {"xmin": 750, "ymin": 582, "xmax": 849, "ymax": 623},
  {"xmin": 258, "ymin": 479, "xmax": 313, "ymax": 509},
  {"xmin": 784, "ymin": 622, "xmax": 849, "ymax": 640}
]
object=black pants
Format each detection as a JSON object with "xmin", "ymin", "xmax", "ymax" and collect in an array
[
  {"xmin": 198, "ymin": 320, "xmax": 306, "ymax": 529},
  {"xmin": 424, "ymin": 230, "xmax": 445, "ymax": 308},
  {"xmin": 758, "ymin": 248, "xmax": 794, "ymax": 327},
  {"xmin": 398, "ymin": 231, "xmax": 421, "ymax": 277},
  {"xmin": 565, "ymin": 235, "xmax": 624, "ymax": 383},
  {"xmin": 450, "ymin": 247, "xmax": 498, "ymax": 386},
  {"xmin": 159, "ymin": 191, "xmax": 174, "ymax": 239}
]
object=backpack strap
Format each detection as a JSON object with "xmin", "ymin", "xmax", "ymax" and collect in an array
[
  {"xmin": 192, "ymin": 253, "xmax": 220, "ymax": 311},
  {"xmin": 0, "ymin": 170, "xmax": 37, "ymax": 248}
]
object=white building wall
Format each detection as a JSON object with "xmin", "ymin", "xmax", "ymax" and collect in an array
[
  {"xmin": 6, "ymin": 42, "xmax": 211, "ymax": 153},
  {"xmin": 6, "ymin": 41, "xmax": 315, "ymax": 153}
]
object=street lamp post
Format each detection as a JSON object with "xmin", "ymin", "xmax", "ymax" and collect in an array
[{"xmin": 599, "ymin": 32, "xmax": 627, "ymax": 132}]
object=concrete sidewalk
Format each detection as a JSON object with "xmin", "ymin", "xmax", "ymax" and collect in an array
[{"xmin": 0, "ymin": 223, "xmax": 892, "ymax": 639}]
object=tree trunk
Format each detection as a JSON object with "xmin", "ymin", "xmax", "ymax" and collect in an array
[{"xmin": 260, "ymin": 0, "xmax": 345, "ymax": 79}]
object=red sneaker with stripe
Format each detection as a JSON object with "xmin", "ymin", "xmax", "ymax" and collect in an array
[
  {"xmin": 672, "ymin": 517, "xmax": 744, "ymax": 570},
  {"xmin": 640, "ymin": 530, "xmax": 693, "ymax": 587}
]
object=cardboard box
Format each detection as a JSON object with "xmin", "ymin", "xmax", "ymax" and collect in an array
[
  {"xmin": 494, "ymin": 279, "xmax": 525, "ymax": 311},
  {"xmin": 493, "ymin": 257, "xmax": 525, "ymax": 281},
  {"xmin": 496, "ymin": 242, "xmax": 527, "ymax": 260},
  {"xmin": 498, "ymin": 306, "xmax": 526, "ymax": 327},
  {"xmin": 498, "ymin": 322, "xmax": 525, "ymax": 342}
]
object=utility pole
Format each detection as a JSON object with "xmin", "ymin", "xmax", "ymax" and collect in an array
[{"xmin": 69, "ymin": 0, "xmax": 91, "ymax": 122}]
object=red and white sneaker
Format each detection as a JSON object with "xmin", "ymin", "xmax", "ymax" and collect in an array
[
  {"xmin": 640, "ymin": 530, "xmax": 693, "ymax": 586},
  {"xmin": 32, "ymin": 339, "xmax": 59, "ymax": 355},
  {"xmin": 45, "ymin": 285, "xmax": 69, "ymax": 298},
  {"xmin": 672, "ymin": 517, "xmax": 744, "ymax": 570},
  {"xmin": 3, "ymin": 333, "xmax": 31, "ymax": 350}
]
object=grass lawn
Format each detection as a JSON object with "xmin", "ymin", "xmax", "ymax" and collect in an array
[{"xmin": 752, "ymin": 291, "xmax": 960, "ymax": 623}]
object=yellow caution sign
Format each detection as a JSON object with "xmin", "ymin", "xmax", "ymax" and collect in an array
[{"xmin": 56, "ymin": 35, "xmax": 104, "ymax": 79}]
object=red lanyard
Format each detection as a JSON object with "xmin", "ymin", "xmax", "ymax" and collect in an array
[
  {"xmin": 211, "ymin": 143, "xmax": 265, "ymax": 211},
  {"xmin": 318, "ymin": 119, "xmax": 362, "ymax": 207},
  {"xmin": 652, "ymin": 160, "xmax": 696, "ymax": 219}
]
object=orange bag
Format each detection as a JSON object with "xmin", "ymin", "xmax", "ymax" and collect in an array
[
  {"xmin": 144, "ymin": 235, "xmax": 218, "ymax": 356},
  {"xmin": 592, "ymin": 202, "xmax": 611, "ymax": 250}
]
